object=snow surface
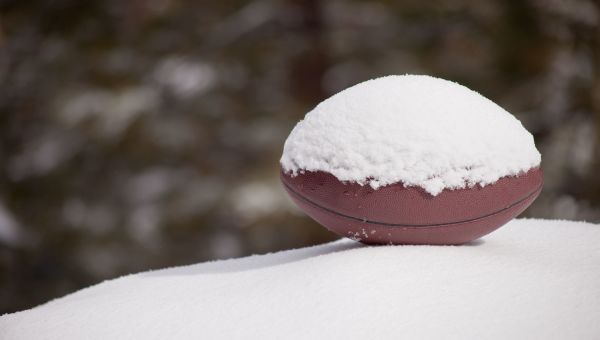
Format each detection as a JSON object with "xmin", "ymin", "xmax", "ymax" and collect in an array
[
  {"xmin": 1, "ymin": 219, "xmax": 599, "ymax": 340},
  {"xmin": 281, "ymin": 75, "xmax": 541, "ymax": 195}
]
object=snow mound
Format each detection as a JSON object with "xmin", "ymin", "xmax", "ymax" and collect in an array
[
  {"xmin": 281, "ymin": 75, "xmax": 541, "ymax": 195},
  {"xmin": 1, "ymin": 219, "xmax": 599, "ymax": 339}
]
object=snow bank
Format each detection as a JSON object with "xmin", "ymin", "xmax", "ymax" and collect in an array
[
  {"xmin": 281, "ymin": 75, "xmax": 541, "ymax": 195},
  {"xmin": 1, "ymin": 219, "xmax": 599, "ymax": 340}
]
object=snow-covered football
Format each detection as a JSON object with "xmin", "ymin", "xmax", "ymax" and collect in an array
[{"xmin": 280, "ymin": 75, "xmax": 543, "ymax": 245}]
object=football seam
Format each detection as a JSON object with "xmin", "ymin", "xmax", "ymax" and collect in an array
[{"xmin": 282, "ymin": 179, "xmax": 543, "ymax": 228}]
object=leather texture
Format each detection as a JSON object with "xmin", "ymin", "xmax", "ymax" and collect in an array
[{"xmin": 281, "ymin": 168, "xmax": 543, "ymax": 245}]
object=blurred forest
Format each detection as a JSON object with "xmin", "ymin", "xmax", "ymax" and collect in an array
[{"xmin": 1, "ymin": 0, "xmax": 599, "ymax": 314}]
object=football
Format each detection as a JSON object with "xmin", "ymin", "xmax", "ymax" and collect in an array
[
  {"xmin": 280, "ymin": 75, "xmax": 543, "ymax": 245},
  {"xmin": 281, "ymin": 168, "xmax": 543, "ymax": 245}
]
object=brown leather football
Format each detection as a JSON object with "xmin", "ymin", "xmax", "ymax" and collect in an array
[{"xmin": 281, "ymin": 168, "xmax": 543, "ymax": 245}]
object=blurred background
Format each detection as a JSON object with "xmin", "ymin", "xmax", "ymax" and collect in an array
[{"xmin": 1, "ymin": 0, "xmax": 599, "ymax": 314}]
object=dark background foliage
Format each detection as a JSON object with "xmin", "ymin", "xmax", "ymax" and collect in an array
[{"xmin": 1, "ymin": 0, "xmax": 598, "ymax": 314}]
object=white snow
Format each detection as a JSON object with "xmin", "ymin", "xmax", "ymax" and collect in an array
[
  {"xmin": 281, "ymin": 75, "xmax": 541, "ymax": 195},
  {"xmin": 1, "ymin": 219, "xmax": 599, "ymax": 339}
]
